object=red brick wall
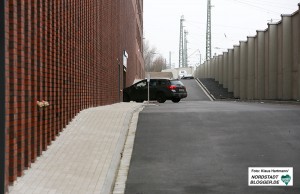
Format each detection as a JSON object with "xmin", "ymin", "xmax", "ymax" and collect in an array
[
  {"xmin": 4, "ymin": 0, "xmax": 144, "ymax": 189},
  {"xmin": 1, "ymin": 0, "xmax": 6, "ymax": 193},
  {"xmin": 120, "ymin": 0, "xmax": 145, "ymax": 86}
]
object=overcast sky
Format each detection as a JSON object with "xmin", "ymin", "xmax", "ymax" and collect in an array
[{"xmin": 144, "ymin": 0, "xmax": 300, "ymax": 68}]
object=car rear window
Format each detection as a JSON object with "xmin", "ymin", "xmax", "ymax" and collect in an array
[
  {"xmin": 170, "ymin": 80, "xmax": 184, "ymax": 86},
  {"xmin": 150, "ymin": 80, "xmax": 157, "ymax": 86},
  {"xmin": 157, "ymin": 80, "xmax": 169, "ymax": 86}
]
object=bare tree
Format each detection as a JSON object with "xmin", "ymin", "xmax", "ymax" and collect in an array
[
  {"xmin": 152, "ymin": 56, "xmax": 167, "ymax": 72},
  {"xmin": 143, "ymin": 40, "xmax": 167, "ymax": 72},
  {"xmin": 143, "ymin": 40, "xmax": 157, "ymax": 72},
  {"xmin": 143, "ymin": 41, "xmax": 166, "ymax": 72}
]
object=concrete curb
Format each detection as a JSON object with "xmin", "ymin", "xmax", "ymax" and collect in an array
[
  {"xmin": 102, "ymin": 104, "xmax": 144, "ymax": 194},
  {"xmin": 112, "ymin": 106, "xmax": 144, "ymax": 194}
]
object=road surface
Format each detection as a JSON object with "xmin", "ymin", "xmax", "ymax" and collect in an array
[
  {"xmin": 180, "ymin": 79, "xmax": 211, "ymax": 101},
  {"xmin": 125, "ymin": 80, "xmax": 300, "ymax": 194}
]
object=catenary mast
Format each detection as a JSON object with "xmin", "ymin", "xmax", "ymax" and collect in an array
[
  {"xmin": 179, "ymin": 15, "xmax": 185, "ymax": 67},
  {"xmin": 206, "ymin": 0, "xmax": 212, "ymax": 61},
  {"xmin": 184, "ymin": 30, "xmax": 188, "ymax": 67}
]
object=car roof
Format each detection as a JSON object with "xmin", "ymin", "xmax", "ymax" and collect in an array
[{"xmin": 148, "ymin": 77, "xmax": 172, "ymax": 80}]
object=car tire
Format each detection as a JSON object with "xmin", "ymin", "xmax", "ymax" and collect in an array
[
  {"xmin": 157, "ymin": 93, "xmax": 166, "ymax": 103},
  {"xmin": 172, "ymin": 98, "xmax": 180, "ymax": 103},
  {"xmin": 123, "ymin": 93, "xmax": 130, "ymax": 102}
]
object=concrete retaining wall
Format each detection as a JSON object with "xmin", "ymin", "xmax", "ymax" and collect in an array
[{"xmin": 195, "ymin": 4, "xmax": 300, "ymax": 100}]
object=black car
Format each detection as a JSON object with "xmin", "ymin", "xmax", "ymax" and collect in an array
[{"xmin": 123, "ymin": 78, "xmax": 187, "ymax": 103}]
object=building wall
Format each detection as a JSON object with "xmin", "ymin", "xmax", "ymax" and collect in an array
[
  {"xmin": 3, "ymin": 0, "xmax": 144, "ymax": 189},
  {"xmin": 120, "ymin": 0, "xmax": 145, "ymax": 87},
  {"xmin": 1, "ymin": 0, "xmax": 5, "ymax": 193}
]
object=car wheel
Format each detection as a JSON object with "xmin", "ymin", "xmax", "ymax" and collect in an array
[
  {"xmin": 172, "ymin": 98, "xmax": 180, "ymax": 103},
  {"xmin": 123, "ymin": 93, "xmax": 130, "ymax": 102},
  {"xmin": 157, "ymin": 93, "xmax": 166, "ymax": 103}
]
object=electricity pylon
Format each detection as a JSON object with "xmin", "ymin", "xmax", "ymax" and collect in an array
[
  {"xmin": 206, "ymin": 0, "xmax": 212, "ymax": 61},
  {"xmin": 179, "ymin": 15, "xmax": 185, "ymax": 68},
  {"xmin": 184, "ymin": 30, "xmax": 188, "ymax": 67}
]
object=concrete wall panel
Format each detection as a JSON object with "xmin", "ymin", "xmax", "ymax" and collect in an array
[
  {"xmin": 240, "ymin": 41, "xmax": 247, "ymax": 99},
  {"xmin": 233, "ymin": 46, "xmax": 240, "ymax": 98},
  {"xmin": 223, "ymin": 52, "xmax": 228, "ymax": 88},
  {"xmin": 210, "ymin": 60, "xmax": 213, "ymax": 78},
  {"xmin": 198, "ymin": 64, "xmax": 202, "ymax": 78},
  {"xmin": 282, "ymin": 15, "xmax": 293, "ymax": 100},
  {"xmin": 277, "ymin": 21, "xmax": 283, "ymax": 99},
  {"xmin": 255, "ymin": 33, "xmax": 258, "ymax": 99},
  {"xmin": 228, "ymin": 49, "xmax": 234, "ymax": 92},
  {"xmin": 219, "ymin": 55, "xmax": 223, "ymax": 84},
  {"xmin": 215, "ymin": 56, "xmax": 219, "ymax": 81},
  {"xmin": 201, "ymin": 63, "xmax": 205, "ymax": 78},
  {"xmin": 256, "ymin": 31, "xmax": 265, "ymax": 100},
  {"xmin": 247, "ymin": 37, "xmax": 255, "ymax": 99},
  {"xmin": 209, "ymin": 60, "xmax": 211, "ymax": 78},
  {"xmin": 204, "ymin": 60, "xmax": 209, "ymax": 78},
  {"xmin": 264, "ymin": 29, "xmax": 269, "ymax": 99},
  {"xmin": 298, "ymin": 5, "xmax": 300, "ymax": 100},
  {"xmin": 292, "ymin": 11, "xmax": 299, "ymax": 100},
  {"xmin": 205, "ymin": 61, "xmax": 208, "ymax": 78},
  {"xmin": 213, "ymin": 56, "xmax": 217, "ymax": 80},
  {"xmin": 268, "ymin": 24, "xmax": 278, "ymax": 99}
]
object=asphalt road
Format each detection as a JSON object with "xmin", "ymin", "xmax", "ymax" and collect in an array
[
  {"xmin": 125, "ymin": 80, "xmax": 300, "ymax": 194},
  {"xmin": 180, "ymin": 79, "xmax": 211, "ymax": 101}
]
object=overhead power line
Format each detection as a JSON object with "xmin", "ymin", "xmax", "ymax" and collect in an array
[
  {"xmin": 233, "ymin": 0, "xmax": 298, "ymax": 10},
  {"xmin": 230, "ymin": 0, "xmax": 282, "ymax": 14}
]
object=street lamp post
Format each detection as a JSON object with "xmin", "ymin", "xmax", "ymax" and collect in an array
[{"xmin": 147, "ymin": 73, "xmax": 150, "ymax": 103}]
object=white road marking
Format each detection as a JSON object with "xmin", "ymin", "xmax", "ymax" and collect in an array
[{"xmin": 195, "ymin": 79, "xmax": 215, "ymax": 101}]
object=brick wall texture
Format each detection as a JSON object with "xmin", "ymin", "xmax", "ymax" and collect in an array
[{"xmin": 4, "ymin": 0, "xmax": 144, "ymax": 189}]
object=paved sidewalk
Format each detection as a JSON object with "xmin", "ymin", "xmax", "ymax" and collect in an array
[{"xmin": 9, "ymin": 102, "xmax": 144, "ymax": 194}]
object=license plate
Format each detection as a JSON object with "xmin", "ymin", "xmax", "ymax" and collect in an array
[{"xmin": 179, "ymin": 89, "xmax": 185, "ymax": 92}]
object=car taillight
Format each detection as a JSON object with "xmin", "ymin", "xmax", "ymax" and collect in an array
[{"xmin": 168, "ymin": 85, "xmax": 177, "ymax": 90}]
